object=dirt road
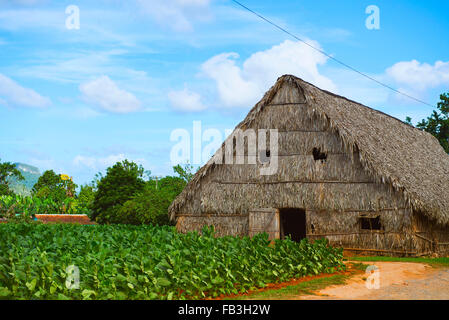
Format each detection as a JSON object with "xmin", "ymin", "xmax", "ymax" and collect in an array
[{"xmin": 298, "ymin": 261, "xmax": 449, "ymax": 300}]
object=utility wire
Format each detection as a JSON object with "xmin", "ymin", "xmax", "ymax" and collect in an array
[{"xmin": 231, "ymin": 0, "xmax": 434, "ymax": 108}]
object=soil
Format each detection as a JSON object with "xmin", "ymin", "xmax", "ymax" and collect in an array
[
  {"xmin": 210, "ymin": 263, "xmax": 362, "ymax": 300},
  {"xmin": 297, "ymin": 261, "xmax": 449, "ymax": 300}
]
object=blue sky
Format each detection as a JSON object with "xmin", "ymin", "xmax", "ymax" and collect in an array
[{"xmin": 1, "ymin": 0, "xmax": 448, "ymax": 185}]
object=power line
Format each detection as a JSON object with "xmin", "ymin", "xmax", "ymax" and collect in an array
[{"xmin": 231, "ymin": 0, "xmax": 435, "ymax": 108}]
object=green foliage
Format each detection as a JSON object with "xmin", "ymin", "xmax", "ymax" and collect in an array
[
  {"xmin": 35, "ymin": 185, "xmax": 66, "ymax": 203},
  {"xmin": 91, "ymin": 160, "xmax": 146, "ymax": 224},
  {"xmin": 172, "ymin": 163, "xmax": 196, "ymax": 182},
  {"xmin": 0, "ymin": 159, "xmax": 24, "ymax": 196},
  {"xmin": 404, "ymin": 116, "xmax": 413, "ymax": 126},
  {"xmin": 0, "ymin": 194, "xmax": 92, "ymax": 218},
  {"xmin": 91, "ymin": 161, "xmax": 194, "ymax": 225},
  {"xmin": 117, "ymin": 189, "xmax": 171, "ymax": 225},
  {"xmin": 0, "ymin": 224, "xmax": 345, "ymax": 300},
  {"xmin": 30, "ymin": 170, "xmax": 82, "ymax": 214},
  {"xmin": 77, "ymin": 185, "xmax": 95, "ymax": 217},
  {"xmin": 117, "ymin": 176, "xmax": 185, "ymax": 226},
  {"xmin": 32, "ymin": 170, "xmax": 62, "ymax": 195},
  {"xmin": 0, "ymin": 195, "xmax": 57, "ymax": 219},
  {"xmin": 114, "ymin": 165, "xmax": 190, "ymax": 225},
  {"xmin": 408, "ymin": 92, "xmax": 449, "ymax": 153}
]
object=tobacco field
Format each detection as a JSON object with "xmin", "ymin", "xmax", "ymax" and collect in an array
[{"xmin": 0, "ymin": 223, "xmax": 345, "ymax": 300}]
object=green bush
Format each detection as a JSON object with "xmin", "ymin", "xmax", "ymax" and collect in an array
[
  {"xmin": 91, "ymin": 160, "xmax": 146, "ymax": 224},
  {"xmin": 117, "ymin": 176, "xmax": 185, "ymax": 225},
  {"xmin": 77, "ymin": 185, "xmax": 95, "ymax": 217}
]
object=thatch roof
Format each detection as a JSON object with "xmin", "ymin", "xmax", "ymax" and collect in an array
[{"xmin": 169, "ymin": 75, "xmax": 449, "ymax": 225}]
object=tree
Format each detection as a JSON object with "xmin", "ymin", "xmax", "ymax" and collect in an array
[
  {"xmin": 173, "ymin": 163, "xmax": 196, "ymax": 183},
  {"xmin": 32, "ymin": 170, "xmax": 62, "ymax": 194},
  {"xmin": 32, "ymin": 170, "xmax": 66, "ymax": 202},
  {"xmin": 60, "ymin": 175, "xmax": 77, "ymax": 198},
  {"xmin": 91, "ymin": 160, "xmax": 146, "ymax": 224},
  {"xmin": 77, "ymin": 185, "xmax": 95, "ymax": 216},
  {"xmin": 412, "ymin": 93, "xmax": 449, "ymax": 153},
  {"xmin": 404, "ymin": 116, "xmax": 413, "ymax": 126},
  {"xmin": 116, "ymin": 165, "xmax": 194, "ymax": 225},
  {"xmin": 0, "ymin": 159, "xmax": 24, "ymax": 196},
  {"xmin": 117, "ymin": 187, "xmax": 173, "ymax": 225},
  {"xmin": 90, "ymin": 172, "xmax": 104, "ymax": 190}
]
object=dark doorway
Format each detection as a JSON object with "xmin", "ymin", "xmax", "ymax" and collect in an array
[{"xmin": 279, "ymin": 208, "xmax": 306, "ymax": 242}]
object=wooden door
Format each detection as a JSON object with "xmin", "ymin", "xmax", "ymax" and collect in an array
[{"xmin": 248, "ymin": 208, "xmax": 280, "ymax": 240}]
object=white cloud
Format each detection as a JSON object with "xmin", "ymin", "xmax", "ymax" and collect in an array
[
  {"xmin": 0, "ymin": 73, "xmax": 51, "ymax": 108},
  {"xmin": 386, "ymin": 60, "xmax": 449, "ymax": 91},
  {"xmin": 201, "ymin": 52, "xmax": 261, "ymax": 108},
  {"xmin": 135, "ymin": 0, "xmax": 212, "ymax": 32},
  {"xmin": 79, "ymin": 76, "xmax": 142, "ymax": 113},
  {"xmin": 199, "ymin": 43, "xmax": 447, "ymax": 111},
  {"xmin": 243, "ymin": 40, "xmax": 337, "ymax": 91},
  {"xmin": 200, "ymin": 40, "xmax": 337, "ymax": 109},
  {"xmin": 73, "ymin": 153, "xmax": 147, "ymax": 171},
  {"xmin": 168, "ymin": 87, "xmax": 206, "ymax": 112}
]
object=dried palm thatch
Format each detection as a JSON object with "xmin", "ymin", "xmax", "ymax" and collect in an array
[{"xmin": 169, "ymin": 74, "xmax": 449, "ymax": 228}]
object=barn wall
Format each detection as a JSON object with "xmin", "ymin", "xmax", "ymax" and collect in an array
[
  {"xmin": 176, "ymin": 215, "xmax": 248, "ymax": 237},
  {"xmin": 306, "ymin": 209, "xmax": 417, "ymax": 255},
  {"xmin": 411, "ymin": 212, "xmax": 449, "ymax": 256}
]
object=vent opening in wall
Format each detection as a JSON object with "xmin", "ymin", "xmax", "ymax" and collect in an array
[
  {"xmin": 313, "ymin": 148, "xmax": 327, "ymax": 162},
  {"xmin": 360, "ymin": 216, "xmax": 382, "ymax": 231},
  {"xmin": 259, "ymin": 149, "xmax": 271, "ymax": 163}
]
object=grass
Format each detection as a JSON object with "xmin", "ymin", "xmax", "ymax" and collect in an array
[
  {"xmin": 226, "ymin": 262, "xmax": 368, "ymax": 300},
  {"xmin": 225, "ymin": 274, "xmax": 349, "ymax": 300},
  {"xmin": 347, "ymin": 256, "xmax": 449, "ymax": 267}
]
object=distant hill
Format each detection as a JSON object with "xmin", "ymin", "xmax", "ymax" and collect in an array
[{"xmin": 8, "ymin": 163, "xmax": 41, "ymax": 196}]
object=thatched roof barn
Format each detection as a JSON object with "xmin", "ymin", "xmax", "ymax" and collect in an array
[{"xmin": 169, "ymin": 74, "xmax": 449, "ymax": 256}]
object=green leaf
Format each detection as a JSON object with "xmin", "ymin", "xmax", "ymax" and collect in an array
[
  {"xmin": 57, "ymin": 293, "xmax": 71, "ymax": 300},
  {"xmin": 156, "ymin": 278, "xmax": 171, "ymax": 287},
  {"xmin": 50, "ymin": 284, "xmax": 57, "ymax": 294},
  {"xmin": 26, "ymin": 278, "xmax": 37, "ymax": 291},
  {"xmin": 211, "ymin": 276, "xmax": 224, "ymax": 285},
  {"xmin": 81, "ymin": 289, "xmax": 96, "ymax": 300},
  {"xmin": 0, "ymin": 287, "xmax": 11, "ymax": 297}
]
